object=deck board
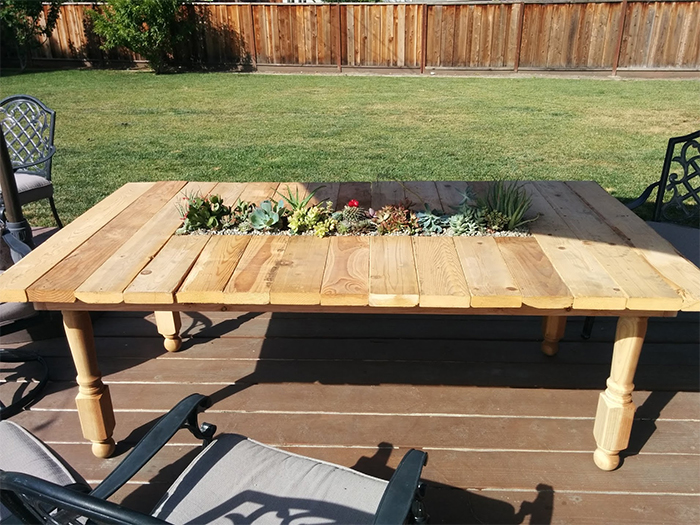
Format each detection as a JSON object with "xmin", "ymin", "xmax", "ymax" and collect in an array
[{"xmin": 2, "ymin": 311, "xmax": 698, "ymax": 523}]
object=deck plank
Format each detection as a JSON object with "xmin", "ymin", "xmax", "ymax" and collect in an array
[
  {"xmin": 269, "ymin": 236, "xmax": 330, "ymax": 305},
  {"xmin": 369, "ymin": 236, "xmax": 419, "ymax": 307},
  {"xmin": 320, "ymin": 236, "xmax": 370, "ymax": 306},
  {"xmin": 413, "ymin": 237, "xmax": 471, "ymax": 308},
  {"xmin": 223, "ymin": 236, "xmax": 289, "ymax": 304}
]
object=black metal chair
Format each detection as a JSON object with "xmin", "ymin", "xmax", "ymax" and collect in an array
[
  {"xmin": 582, "ymin": 129, "xmax": 700, "ymax": 339},
  {"xmin": 0, "ymin": 95, "xmax": 62, "ymax": 228},
  {"xmin": 0, "ymin": 394, "xmax": 428, "ymax": 524}
]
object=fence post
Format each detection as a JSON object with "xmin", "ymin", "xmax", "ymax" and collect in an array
[
  {"xmin": 336, "ymin": 3, "xmax": 342, "ymax": 72},
  {"xmin": 249, "ymin": 4, "xmax": 258, "ymax": 70},
  {"xmin": 420, "ymin": 3, "xmax": 428, "ymax": 74},
  {"xmin": 513, "ymin": 2, "xmax": 525, "ymax": 72},
  {"xmin": 612, "ymin": 0, "xmax": 629, "ymax": 76}
]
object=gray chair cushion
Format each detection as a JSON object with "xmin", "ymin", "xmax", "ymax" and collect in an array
[
  {"xmin": 153, "ymin": 434, "xmax": 388, "ymax": 525},
  {"xmin": 0, "ymin": 420, "xmax": 90, "ymax": 520},
  {"xmin": 0, "ymin": 172, "xmax": 53, "ymax": 206}
]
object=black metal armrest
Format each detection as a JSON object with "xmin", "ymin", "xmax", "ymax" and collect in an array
[
  {"xmin": 626, "ymin": 180, "xmax": 660, "ymax": 211},
  {"xmin": 0, "ymin": 471, "xmax": 166, "ymax": 525},
  {"xmin": 90, "ymin": 394, "xmax": 216, "ymax": 500},
  {"xmin": 373, "ymin": 449, "xmax": 428, "ymax": 525},
  {"xmin": 11, "ymin": 145, "xmax": 56, "ymax": 173}
]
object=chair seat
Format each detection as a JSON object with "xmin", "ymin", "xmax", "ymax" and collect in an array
[
  {"xmin": 153, "ymin": 434, "xmax": 389, "ymax": 525},
  {"xmin": 0, "ymin": 420, "xmax": 90, "ymax": 520},
  {"xmin": 0, "ymin": 173, "xmax": 53, "ymax": 206},
  {"xmin": 647, "ymin": 221, "xmax": 700, "ymax": 267}
]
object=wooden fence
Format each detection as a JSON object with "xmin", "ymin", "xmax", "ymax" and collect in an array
[{"xmin": 34, "ymin": 1, "xmax": 700, "ymax": 72}]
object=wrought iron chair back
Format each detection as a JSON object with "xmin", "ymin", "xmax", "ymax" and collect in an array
[
  {"xmin": 628, "ymin": 129, "xmax": 700, "ymax": 222},
  {"xmin": 0, "ymin": 95, "xmax": 56, "ymax": 179}
]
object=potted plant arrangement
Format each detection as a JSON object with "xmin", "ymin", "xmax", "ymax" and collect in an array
[{"xmin": 176, "ymin": 181, "xmax": 538, "ymax": 238}]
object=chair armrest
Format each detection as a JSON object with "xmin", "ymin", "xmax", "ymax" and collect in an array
[
  {"xmin": 11, "ymin": 145, "xmax": 56, "ymax": 172},
  {"xmin": 373, "ymin": 449, "xmax": 428, "ymax": 525},
  {"xmin": 0, "ymin": 471, "xmax": 166, "ymax": 525},
  {"xmin": 90, "ymin": 394, "xmax": 216, "ymax": 500},
  {"xmin": 626, "ymin": 180, "xmax": 660, "ymax": 211}
]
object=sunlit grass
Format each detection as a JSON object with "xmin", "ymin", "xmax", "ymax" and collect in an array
[{"xmin": 2, "ymin": 69, "xmax": 698, "ymax": 226}]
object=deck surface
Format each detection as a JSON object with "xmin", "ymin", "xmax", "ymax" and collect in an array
[{"xmin": 2, "ymin": 310, "xmax": 699, "ymax": 524}]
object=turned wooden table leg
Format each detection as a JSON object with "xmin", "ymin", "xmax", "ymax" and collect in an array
[
  {"xmin": 593, "ymin": 316, "xmax": 648, "ymax": 471},
  {"xmin": 155, "ymin": 311, "xmax": 182, "ymax": 352},
  {"xmin": 62, "ymin": 311, "xmax": 116, "ymax": 458},
  {"xmin": 541, "ymin": 316, "xmax": 566, "ymax": 356}
]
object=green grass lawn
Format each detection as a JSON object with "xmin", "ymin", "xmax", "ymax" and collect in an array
[{"xmin": 2, "ymin": 69, "xmax": 699, "ymax": 226}]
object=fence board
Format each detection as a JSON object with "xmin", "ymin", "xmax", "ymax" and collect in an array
[{"xmin": 26, "ymin": 2, "xmax": 699, "ymax": 72}]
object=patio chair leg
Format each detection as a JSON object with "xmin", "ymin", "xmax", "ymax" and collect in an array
[
  {"xmin": 62, "ymin": 310, "xmax": 116, "ymax": 458},
  {"xmin": 593, "ymin": 316, "xmax": 647, "ymax": 471},
  {"xmin": 541, "ymin": 316, "xmax": 566, "ymax": 356},
  {"xmin": 48, "ymin": 197, "xmax": 63, "ymax": 228},
  {"xmin": 581, "ymin": 316, "xmax": 595, "ymax": 339},
  {"xmin": 155, "ymin": 311, "xmax": 183, "ymax": 352}
]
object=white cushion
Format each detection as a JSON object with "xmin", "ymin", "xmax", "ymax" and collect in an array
[
  {"xmin": 0, "ymin": 172, "xmax": 53, "ymax": 206},
  {"xmin": 153, "ymin": 434, "xmax": 388, "ymax": 525}
]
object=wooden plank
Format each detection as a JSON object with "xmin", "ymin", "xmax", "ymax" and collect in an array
[
  {"xmin": 369, "ymin": 236, "xmax": 419, "ymax": 307},
  {"xmin": 496, "ymin": 237, "xmax": 573, "ymax": 309},
  {"xmin": 536, "ymin": 181, "xmax": 682, "ymax": 311},
  {"xmin": 122, "ymin": 235, "xmax": 209, "ymax": 304},
  {"xmin": 403, "ymin": 181, "xmax": 442, "ymax": 211},
  {"xmin": 27, "ymin": 181, "xmax": 187, "ymax": 304},
  {"xmin": 72, "ymin": 181, "xmax": 214, "ymax": 304},
  {"xmin": 413, "ymin": 237, "xmax": 470, "ymax": 308},
  {"xmin": 434, "ymin": 181, "xmax": 470, "ymax": 212},
  {"xmin": 453, "ymin": 237, "xmax": 521, "ymax": 308},
  {"xmin": 336, "ymin": 181, "xmax": 372, "ymax": 211},
  {"xmin": 396, "ymin": 5, "xmax": 405, "ymax": 67},
  {"xmin": 567, "ymin": 181, "xmax": 700, "ymax": 311},
  {"xmin": 321, "ymin": 236, "xmax": 370, "ymax": 306},
  {"xmin": 0, "ymin": 183, "xmax": 155, "ymax": 303},
  {"xmin": 223, "ymin": 236, "xmax": 289, "ymax": 304},
  {"xmin": 371, "ymin": 181, "xmax": 404, "ymax": 210},
  {"xmin": 270, "ymin": 236, "xmax": 330, "ymax": 305},
  {"xmin": 237, "ymin": 181, "xmax": 280, "ymax": 204},
  {"xmin": 525, "ymin": 183, "xmax": 628, "ymax": 310},
  {"xmin": 176, "ymin": 235, "xmax": 250, "ymax": 304}
]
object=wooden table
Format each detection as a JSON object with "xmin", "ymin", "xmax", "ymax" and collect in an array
[{"xmin": 2, "ymin": 181, "xmax": 699, "ymax": 471}]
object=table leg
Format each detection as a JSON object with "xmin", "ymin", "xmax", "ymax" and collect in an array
[
  {"xmin": 593, "ymin": 316, "xmax": 648, "ymax": 471},
  {"xmin": 62, "ymin": 311, "xmax": 116, "ymax": 458},
  {"xmin": 541, "ymin": 316, "xmax": 566, "ymax": 356},
  {"xmin": 155, "ymin": 311, "xmax": 182, "ymax": 352}
]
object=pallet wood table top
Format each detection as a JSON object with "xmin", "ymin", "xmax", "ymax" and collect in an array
[{"xmin": 1, "ymin": 180, "xmax": 698, "ymax": 314}]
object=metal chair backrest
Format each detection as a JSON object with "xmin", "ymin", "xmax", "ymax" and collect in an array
[
  {"xmin": 652, "ymin": 130, "xmax": 700, "ymax": 222},
  {"xmin": 0, "ymin": 95, "xmax": 56, "ymax": 180}
]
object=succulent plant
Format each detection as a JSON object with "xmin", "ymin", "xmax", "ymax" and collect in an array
[
  {"xmin": 415, "ymin": 204, "xmax": 450, "ymax": 234},
  {"xmin": 484, "ymin": 209, "xmax": 509, "ymax": 232},
  {"xmin": 249, "ymin": 199, "xmax": 286, "ymax": 231},
  {"xmin": 176, "ymin": 192, "xmax": 231, "ymax": 233},
  {"xmin": 341, "ymin": 204, "xmax": 368, "ymax": 223},
  {"xmin": 451, "ymin": 185, "xmax": 479, "ymax": 213},
  {"xmin": 288, "ymin": 201, "xmax": 336, "ymax": 236},
  {"xmin": 229, "ymin": 198, "xmax": 255, "ymax": 227},
  {"xmin": 448, "ymin": 206, "xmax": 485, "ymax": 236},
  {"xmin": 276, "ymin": 185, "xmax": 324, "ymax": 211},
  {"xmin": 482, "ymin": 180, "xmax": 539, "ymax": 231},
  {"xmin": 374, "ymin": 202, "xmax": 420, "ymax": 235}
]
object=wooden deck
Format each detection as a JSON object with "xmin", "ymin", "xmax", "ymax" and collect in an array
[{"xmin": 2, "ymin": 309, "xmax": 698, "ymax": 524}]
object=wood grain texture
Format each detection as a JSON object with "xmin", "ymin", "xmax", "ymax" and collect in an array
[
  {"xmin": 223, "ymin": 236, "xmax": 289, "ymax": 304},
  {"xmin": 176, "ymin": 236, "xmax": 250, "ymax": 304},
  {"xmin": 453, "ymin": 236, "xmax": 521, "ymax": 308},
  {"xmin": 72, "ymin": 182, "xmax": 214, "ymax": 304},
  {"xmin": 123, "ymin": 235, "xmax": 210, "ymax": 304},
  {"xmin": 27, "ymin": 181, "xmax": 187, "ymax": 304},
  {"xmin": 536, "ymin": 181, "xmax": 682, "ymax": 311},
  {"xmin": 270, "ymin": 236, "xmax": 330, "ymax": 305},
  {"xmin": 321, "ymin": 236, "xmax": 370, "ymax": 306},
  {"xmin": 525, "ymin": 182, "xmax": 628, "ymax": 310},
  {"xmin": 497, "ymin": 237, "xmax": 573, "ymax": 309},
  {"xmin": 413, "ymin": 237, "xmax": 471, "ymax": 308},
  {"xmin": 568, "ymin": 181, "xmax": 700, "ymax": 311},
  {"xmin": 0, "ymin": 183, "xmax": 154, "ymax": 303},
  {"xmin": 369, "ymin": 236, "xmax": 419, "ymax": 307}
]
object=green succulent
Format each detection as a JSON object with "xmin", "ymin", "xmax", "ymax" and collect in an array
[
  {"xmin": 288, "ymin": 201, "xmax": 335, "ymax": 235},
  {"xmin": 451, "ymin": 185, "xmax": 478, "ymax": 213},
  {"xmin": 249, "ymin": 199, "xmax": 286, "ymax": 231},
  {"xmin": 449, "ymin": 207, "xmax": 485, "ymax": 236},
  {"xmin": 415, "ymin": 204, "xmax": 450, "ymax": 234},
  {"xmin": 341, "ymin": 205, "xmax": 367, "ymax": 223},
  {"xmin": 276, "ymin": 185, "xmax": 324, "ymax": 211},
  {"xmin": 375, "ymin": 202, "xmax": 420, "ymax": 235},
  {"xmin": 482, "ymin": 181, "xmax": 539, "ymax": 231},
  {"xmin": 176, "ymin": 192, "xmax": 231, "ymax": 233}
]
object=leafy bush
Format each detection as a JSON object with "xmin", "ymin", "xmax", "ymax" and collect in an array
[
  {"xmin": 177, "ymin": 193, "xmax": 231, "ymax": 233},
  {"xmin": 0, "ymin": 1, "xmax": 62, "ymax": 70},
  {"xmin": 88, "ymin": 0, "xmax": 192, "ymax": 74}
]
